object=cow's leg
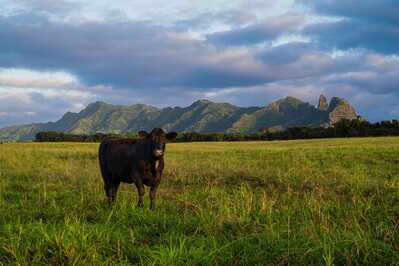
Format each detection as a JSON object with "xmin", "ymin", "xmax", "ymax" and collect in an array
[
  {"xmin": 105, "ymin": 180, "xmax": 120, "ymax": 206},
  {"xmin": 135, "ymin": 179, "xmax": 145, "ymax": 208},
  {"xmin": 150, "ymin": 170, "xmax": 162, "ymax": 209},
  {"xmin": 149, "ymin": 185, "xmax": 159, "ymax": 209}
]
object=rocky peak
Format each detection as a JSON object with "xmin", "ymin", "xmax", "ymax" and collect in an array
[
  {"xmin": 328, "ymin": 97, "xmax": 345, "ymax": 111},
  {"xmin": 317, "ymin": 95, "xmax": 328, "ymax": 111},
  {"xmin": 327, "ymin": 97, "xmax": 358, "ymax": 125}
]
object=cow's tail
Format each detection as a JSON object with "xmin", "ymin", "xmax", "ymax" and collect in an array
[{"xmin": 98, "ymin": 140, "xmax": 109, "ymax": 181}]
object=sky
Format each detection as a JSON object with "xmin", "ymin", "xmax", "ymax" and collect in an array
[{"xmin": 0, "ymin": 0, "xmax": 398, "ymax": 127}]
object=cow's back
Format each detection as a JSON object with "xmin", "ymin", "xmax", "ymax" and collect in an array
[{"xmin": 99, "ymin": 139, "xmax": 137, "ymax": 182}]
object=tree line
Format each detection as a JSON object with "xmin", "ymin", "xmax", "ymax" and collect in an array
[{"xmin": 35, "ymin": 119, "xmax": 399, "ymax": 142}]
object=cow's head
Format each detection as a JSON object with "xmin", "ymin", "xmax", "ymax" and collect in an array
[{"xmin": 139, "ymin": 128, "xmax": 177, "ymax": 158}]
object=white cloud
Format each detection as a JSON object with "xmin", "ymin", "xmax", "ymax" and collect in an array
[
  {"xmin": 0, "ymin": 68, "xmax": 78, "ymax": 89},
  {"xmin": 0, "ymin": 68, "xmax": 94, "ymax": 127}
]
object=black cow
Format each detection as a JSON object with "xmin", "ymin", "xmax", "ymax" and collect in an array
[{"xmin": 98, "ymin": 128, "xmax": 177, "ymax": 208}]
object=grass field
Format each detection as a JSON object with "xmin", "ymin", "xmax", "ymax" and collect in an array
[{"xmin": 0, "ymin": 138, "xmax": 398, "ymax": 265}]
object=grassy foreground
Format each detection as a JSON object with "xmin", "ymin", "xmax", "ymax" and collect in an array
[{"xmin": 0, "ymin": 138, "xmax": 398, "ymax": 265}]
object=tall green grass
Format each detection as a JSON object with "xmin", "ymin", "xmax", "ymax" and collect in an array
[{"xmin": 1, "ymin": 138, "xmax": 398, "ymax": 265}]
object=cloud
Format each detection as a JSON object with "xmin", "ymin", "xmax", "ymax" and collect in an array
[
  {"xmin": 321, "ymin": 69, "xmax": 399, "ymax": 96},
  {"xmin": 0, "ymin": 88, "xmax": 80, "ymax": 127},
  {"xmin": 300, "ymin": 0, "xmax": 399, "ymax": 54},
  {"xmin": 0, "ymin": 68, "xmax": 78, "ymax": 88},
  {"xmin": 256, "ymin": 42, "xmax": 317, "ymax": 65},
  {"xmin": 1, "ymin": 13, "xmax": 376, "ymax": 92},
  {"xmin": 303, "ymin": 19, "xmax": 399, "ymax": 54},
  {"xmin": 207, "ymin": 14, "xmax": 304, "ymax": 46},
  {"xmin": 0, "ymin": 15, "xmax": 277, "ymax": 90},
  {"xmin": 0, "ymin": 67, "xmax": 93, "ymax": 127},
  {"xmin": 17, "ymin": 0, "xmax": 79, "ymax": 14},
  {"xmin": 7, "ymin": 0, "xmax": 298, "ymax": 26},
  {"xmin": 299, "ymin": 0, "xmax": 399, "ymax": 26}
]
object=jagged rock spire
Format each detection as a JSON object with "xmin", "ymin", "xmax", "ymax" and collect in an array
[{"xmin": 318, "ymin": 94, "xmax": 328, "ymax": 111}]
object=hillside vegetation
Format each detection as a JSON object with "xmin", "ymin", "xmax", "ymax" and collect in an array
[
  {"xmin": 0, "ymin": 138, "xmax": 398, "ymax": 265},
  {"xmin": 0, "ymin": 95, "xmax": 357, "ymax": 140}
]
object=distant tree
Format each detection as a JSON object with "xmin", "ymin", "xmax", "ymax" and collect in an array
[{"xmin": 34, "ymin": 118, "xmax": 399, "ymax": 143}]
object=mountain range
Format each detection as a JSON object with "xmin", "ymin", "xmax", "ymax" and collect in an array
[{"xmin": 0, "ymin": 95, "xmax": 358, "ymax": 140}]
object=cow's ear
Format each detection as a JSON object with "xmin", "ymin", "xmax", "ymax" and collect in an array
[
  {"xmin": 166, "ymin": 132, "xmax": 178, "ymax": 140},
  {"xmin": 138, "ymin": 130, "xmax": 149, "ymax": 139}
]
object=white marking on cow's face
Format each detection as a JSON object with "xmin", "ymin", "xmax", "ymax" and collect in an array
[
  {"xmin": 155, "ymin": 160, "xmax": 160, "ymax": 170},
  {"xmin": 154, "ymin": 149, "xmax": 163, "ymax": 157}
]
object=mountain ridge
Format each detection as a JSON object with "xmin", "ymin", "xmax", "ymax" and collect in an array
[{"xmin": 0, "ymin": 95, "xmax": 358, "ymax": 140}]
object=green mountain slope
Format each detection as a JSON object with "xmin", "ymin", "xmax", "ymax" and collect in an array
[
  {"xmin": 0, "ymin": 95, "xmax": 358, "ymax": 140},
  {"xmin": 229, "ymin": 97, "xmax": 329, "ymax": 132}
]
